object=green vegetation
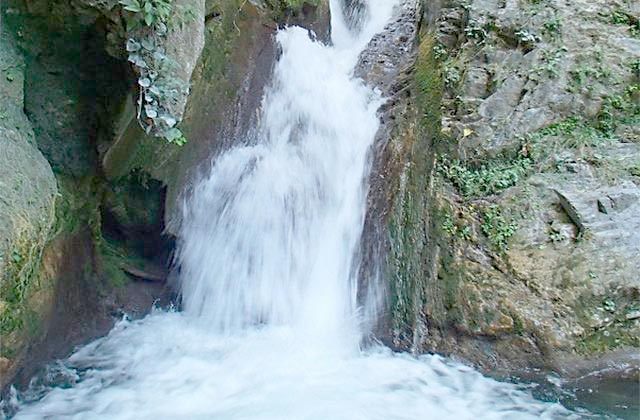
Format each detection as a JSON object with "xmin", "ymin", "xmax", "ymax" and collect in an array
[
  {"xmin": 514, "ymin": 29, "xmax": 539, "ymax": 49},
  {"xmin": 542, "ymin": 16, "xmax": 562, "ymax": 38},
  {"xmin": 525, "ymin": 83, "xmax": 639, "ymax": 153},
  {"xmin": 99, "ymin": 240, "xmax": 135, "ymax": 289},
  {"xmin": 125, "ymin": 34, "xmax": 190, "ymax": 145},
  {"xmin": 480, "ymin": 205, "xmax": 518, "ymax": 252},
  {"xmin": 611, "ymin": 9, "xmax": 640, "ymax": 37},
  {"xmin": 464, "ymin": 20, "xmax": 495, "ymax": 45},
  {"xmin": 119, "ymin": 0, "xmax": 173, "ymax": 28},
  {"xmin": 264, "ymin": 0, "xmax": 321, "ymax": 19},
  {"xmin": 597, "ymin": 84, "xmax": 640, "ymax": 134},
  {"xmin": 439, "ymin": 155, "xmax": 532, "ymax": 199},
  {"xmin": 441, "ymin": 211, "xmax": 471, "ymax": 241},
  {"xmin": 576, "ymin": 294, "xmax": 640, "ymax": 354},
  {"xmin": 548, "ymin": 226, "xmax": 566, "ymax": 243},
  {"xmin": 118, "ymin": 0, "xmax": 194, "ymax": 145},
  {"xmin": 533, "ymin": 47, "xmax": 567, "ymax": 79},
  {"xmin": 0, "ymin": 227, "xmax": 49, "ymax": 339},
  {"xmin": 631, "ymin": 59, "xmax": 640, "ymax": 78},
  {"xmin": 52, "ymin": 175, "xmax": 102, "ymax": 239},
  {"xmin": 532, "ymin": 116, "xmax": 604, "ymax": 150},
  {"xmin": 569, "ymin": 65, "xmax": 611, "ymax": 90}
]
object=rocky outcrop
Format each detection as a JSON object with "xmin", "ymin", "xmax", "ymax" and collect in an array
[
  {"xmin": 355, "ymin": 0, "xmax": 430, "ymax": 337},
  {"xmin": 1, "ymin": 0, "xmax": 330, "ymax": 393},
  {"xmin": 0, "ymin": 28, "xmax": 58, "ymax": 388},
  {"xmin": 425, "ymin": 0, "xmax": 639, "ymax": 374},
  {"xmin": 359, "ymin": 0, "xmax": 639, "ymax": 416}
]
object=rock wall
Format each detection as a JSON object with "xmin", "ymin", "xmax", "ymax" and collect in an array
[
  {"xmin": 359, "ymin": 0, "xmax": 639, "ymax": 416},
  {"xmin": 0, "ymin": 27, "xmax": 58, "ymax": 387},
  {"xmin": 0, "ymin": 0, "xmax": 174, "ymax": 389}
]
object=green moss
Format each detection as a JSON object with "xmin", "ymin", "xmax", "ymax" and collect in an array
[
  {"xmin": 388, "ymin": 34, "xmax": 444, "ymax": 339},
  {"xmin": 0, "ymin": 172, "xmax": 104, "ymax": 352},
  {"xmin": 105, "ymin": 171, "xmax": 164, "ymax": 230},
  {"xmin": 98, "ymin": 239, "xmax": 133, "ymax": 289},
  {"xmin": 437, "ymin": 240, "xmax": 464, "ymax": 326},
  {"xmin": 415, "ymin": 36, "xmax": 444, "ymax": 143},
  {"xmin": 53, "ymin": 175, "xmax": 103, "ymax": 239},
  {"xmin": 577, "ymin": 329, "xmax": 640, "ymax": 354},
  {"xmin": 0, "ymin": 226, "xmax": 50, "ymax": 350},
  {"xmin": 511, "ymin": 312, "xmax": 525, "ymax": 336}
]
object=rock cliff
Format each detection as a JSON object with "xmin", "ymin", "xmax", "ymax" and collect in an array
[{"xmin": 357, "ymin": 0, "xmax": 638, "ymax": 415}]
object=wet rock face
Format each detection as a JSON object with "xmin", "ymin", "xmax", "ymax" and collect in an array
[
  {"xmin": 1, "ymin": 0, "xmax": 331, "ymax": 394},
  {"xmin": 355, "ymin": 0, "xmax": 433, "ymax": 344},
  {"xmin": 0, "ymin": 0, "xmax": 175, "ymax": 391},
  {"xmin": 354, "ymin": 0, "xmax": 421, "ymax": 95}
]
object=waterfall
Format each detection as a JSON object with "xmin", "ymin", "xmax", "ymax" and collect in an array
[
  {"xmin": 7, "ymin": 2, "xmax": 578, "ymax": 418},
  {"xmin": 176, "ymin": 0, "xmax": 394, "ymax": 348}
]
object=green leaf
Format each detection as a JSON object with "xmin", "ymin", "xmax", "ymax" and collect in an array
[
  {"xmin": 120, "ymin": 0, "xmax": 142, "ymax": 12},
  {"xmin": 144, "ymin": 12, "xmax": 154, "ymax": 26},
  {"xmin": 141, "ymin": 38, "xmax": 155, "ymax": 51},
  {"xmin": 123, "ymin": 5, "xmax": 142, "ymax": 12}
]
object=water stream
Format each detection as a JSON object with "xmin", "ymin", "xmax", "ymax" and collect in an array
[{"xmin": 5, "ymin": 1, "xmax": 585, "ymax": 418}]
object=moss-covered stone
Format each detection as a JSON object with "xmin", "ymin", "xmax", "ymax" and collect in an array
[{"xmin": 386, "ymin": 33, "xmax": 443, "ymax": 345}]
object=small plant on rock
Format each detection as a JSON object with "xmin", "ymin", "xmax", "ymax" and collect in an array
[
  {"xmin": 481, "ymin": 205, "xmax": 518, "ymax": 252},
  {"xmin": 611, "ymin": 10, "xmax": 640, "ymax": 37},
  {"xmin": 119, "ymin": 0, "xmax": 173, "ymax": 29},
  {"xmin": 533, "ymin": 47, "xmax": 567, "ymax": 79},
  {"xmin": 542, "ymin": 16, "xmax": 562, "ymax": 38},
  {"xmin": 439, "ymin": 155, "xmax": 533, "ymax": 199}
]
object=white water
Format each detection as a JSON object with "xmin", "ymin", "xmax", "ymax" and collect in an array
[{"xmin": 8, "ymin": 1, "xmax": 581, "ymax": 418}]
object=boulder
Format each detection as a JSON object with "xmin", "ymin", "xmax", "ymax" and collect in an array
[{"xmin": 0, "ymin": 29, "xmax": 57, "ymax": 389}]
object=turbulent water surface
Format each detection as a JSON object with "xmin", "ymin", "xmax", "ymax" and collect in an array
[{"xmin": 5, "ymin": 1, "xmax": 587, "ymax": 418}]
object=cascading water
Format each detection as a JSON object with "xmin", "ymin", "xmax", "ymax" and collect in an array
[{"xmin": 5, "ymin": 1, "xmax": 583, "ymax": 418}]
